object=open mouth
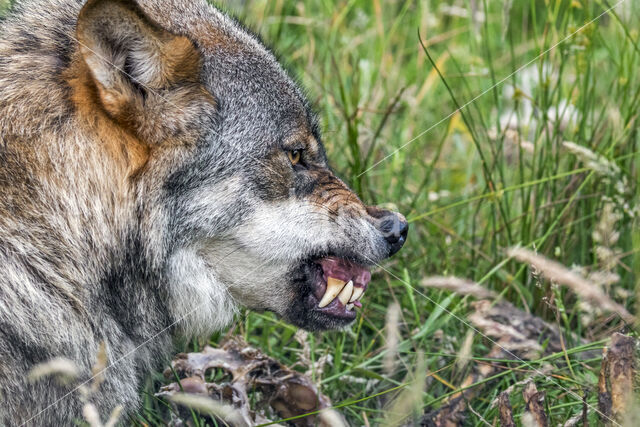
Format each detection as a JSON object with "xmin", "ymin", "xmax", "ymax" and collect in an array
[{"xmin": 310, "ymin": 256, "xmax": 371, "ymax": 320}]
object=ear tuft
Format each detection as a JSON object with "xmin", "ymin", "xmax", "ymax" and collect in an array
[{"xmin": 162, "ymin": 37, "xmax": 202, "ymax": 84}]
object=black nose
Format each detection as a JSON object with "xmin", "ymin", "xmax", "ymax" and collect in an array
[{"xmin": 378, "ymin": 211, "xmax": 409, "ymax": 257}]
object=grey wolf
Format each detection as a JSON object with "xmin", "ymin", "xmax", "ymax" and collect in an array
[{"xmin": 0, "ymin": 0, "xmax": 408, "ymax": 423}]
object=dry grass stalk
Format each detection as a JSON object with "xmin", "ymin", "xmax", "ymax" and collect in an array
[
  {"xmin": 468, "ymin": 310, "xmax": 533, "ymax": 343},
  {"xmin": 563, "ymin": 142, "xmax": 638, "ymax": 218},
  {"xmin": 563, "ymin": 413, "xmax": 585, "ymax": 427},
  {"xmin": 362, "ymin": 410, "xmax": 370, "ymax": 427},
  {"xmin": 593, "ymin": 202, "xmax": 622, "ymax": 272},
  {"xmin": 467, "ymin": 404, "xmax": 492, "ymax": 426},
  {"xmin": 27, "ymin": 357, "xmax": 79, "ymax": 385},
  {"xmin": 508, "ymin": 247, "xmax": 635, "ymax": 324},
  {"xmin": 81, "ymin": 403, "xmax": 102, "ymax": 427},
  {"xmin": 421, "ymin": 276, "xmax": 496, "ymax": 299},
  {"xmin": 169, "ymin": 393, "xmax": 250, "ymax": 427},
  {"xmin": 598, "ymin": 347, "xmax": 613, "ymax": 423},
  {"xmin": 80, "ymin": 404, "xmax": 124, "ymax": 427},
  {"xmin": 489, "ymin": 365, "xmax": 554, "ymax": 410},
  {"xmin": 498, "ymin": 391, "xmax": 516, "ymax": 427},
  {"xmin": 27, "ymin": 343, "xmax": 123, "ymax": 427},
  {"xmin": 562, "ymin": 141, "xmax": 621, "ymax": 178},
  {"xmin": 456, "ymin": 330, "xmax": 474, "ymax": 371},
  {"xmin": 468, "ymin": 299, "xmax": 576, "ymax": 359},
  {"xmin": 103, "ymin": 406, "xmax": 123, "ymax": 427},
  {"xmin": 607, "ymin": 333, "xmax": 635, "ymax": 423},
  {"xmin": 522, "ymin": 381, "xmax": 548, "ymax": 427},
  {"xmin": 561, "ymin": 394, "xmax": 589, "ymax": 427},
  {"xmin": 294, "ymin": 330, "xmax": 330, "ymax": 378},
  {"xmin": 383, "ymin": 352, "xmax": 426, "ymax": 427},
  {"xmin": 384, "ymin": 302, "xmax": 401, "ymax": 375},
  {"xmin": 91, "ymin": 342, "xmax": 108, "ymax": 393},
  {"xmin": 522, "ymin": 412, "xmax": 539, "ymax": 427},
  {"xmin": 597, "ymin": 334, "xmax": 638, "ymax": 426},
  {"xmin": 317, "ymin": 409, "xmax": 348, "ymax": 427}
]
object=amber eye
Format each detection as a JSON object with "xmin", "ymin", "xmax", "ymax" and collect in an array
[{"xmin": 287, "ymin": 149, "xmax": 302, "ymax": 165}]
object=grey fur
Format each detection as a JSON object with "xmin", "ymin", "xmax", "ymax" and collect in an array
[{"xmin": 0, "ymin": 0, "xmax": 406, "ymax": 424}]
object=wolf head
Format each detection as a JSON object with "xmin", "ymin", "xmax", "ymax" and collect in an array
[{"xmin": 70, "ymin": 0, "xmax": 407, "ymax": 332}]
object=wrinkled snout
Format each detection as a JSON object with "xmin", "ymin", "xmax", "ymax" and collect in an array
[{"xmin": 366, "ymin": 206, "xmax": 409, "ymax": 257}]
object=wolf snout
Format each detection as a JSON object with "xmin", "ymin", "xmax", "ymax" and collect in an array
[{"xmin": 365, "ymin": 206, "xmax": 409, "ymax": 257}]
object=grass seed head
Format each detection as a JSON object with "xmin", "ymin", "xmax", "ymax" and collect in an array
[
  {"xmin": 456, "ymin": 330, "xmax": 474, "ymax": 371},
  {"xmin": 27, "ymin": 357, "xmax": 80, "ymax": 385},
  {"xmin": 421, "ymin": 276, "xmax": 495, "ymax": 299},
  {"xmin": 384, "ymin": 302, "xmax": 401, "ymax": 376},
  {"xmin": 169, "ymin": 393, "xmax": 250, "ymax": 427},
  {"xmin": 508, "ymin": 247, "xmax": 634, "ymax": 324}
]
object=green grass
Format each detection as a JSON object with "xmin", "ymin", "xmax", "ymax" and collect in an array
[{"xmin": 143, "ymin": 0, "xmax": 634, "ymax": 425}]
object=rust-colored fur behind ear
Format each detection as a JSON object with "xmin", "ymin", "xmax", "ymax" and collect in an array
[
  {"xmin": 73, "ymin": 0, "xmax": 211, "ymax": 149},
  {"xmin": 65, "ymin": 58, "xmax": 151, "ymax": 175}
]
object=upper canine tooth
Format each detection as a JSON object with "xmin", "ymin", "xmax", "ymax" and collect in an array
[
  {"xmin": 337, "ymin": 280, "xmax": 354, "ymax": 306},
  {"xmin": 350, "ymin": 286, "xmax": 364, "ymax": 303},
  {"xmin": 318, "ymin": 277, "xmax": 346, "ymax": 308}
]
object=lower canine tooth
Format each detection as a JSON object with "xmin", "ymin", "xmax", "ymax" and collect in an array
[
  {"xmin": 350, "ymin": 287, "xmax": 364, "ymax": 303},
  {"xmin": 318, "ymin": 277, "xmax": 347, "ymax": 308},
  {"xmin": 337, "ymin": 280, "xmax": 354, "ymax": 306},
  {"xmin": 346, "ymin": 303, "xmax": 354, "ymax": 311}
]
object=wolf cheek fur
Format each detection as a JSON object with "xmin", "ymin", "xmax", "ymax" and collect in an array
[{"xmin": 0, "ymin": 0, "xmax": 408, "ymax": 423}]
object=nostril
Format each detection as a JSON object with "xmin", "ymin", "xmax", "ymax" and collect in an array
[
  {"xmin": 399, "ymin": 220, "xmax": 409, "ymax": 240},
  {"xmin": 379, "ymin": 219, "xmax": 398, "ymax": 241}
]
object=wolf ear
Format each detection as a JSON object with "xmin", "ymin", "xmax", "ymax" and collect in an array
[{"xmin": 76, "ymin": 0, "xmax": 208, "ymax": 143}]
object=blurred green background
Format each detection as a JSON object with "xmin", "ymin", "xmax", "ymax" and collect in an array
[{"xmin": 136, "ymin": 0, "xmax": 640, "ymax": 425}]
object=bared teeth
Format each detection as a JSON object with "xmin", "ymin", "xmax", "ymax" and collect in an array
[
  {"xmin": 318, "ymin": 278, "xmax": 362, "ymax": 309},
  {"xmin": 318, "ymin": 277, "xmax": 346, "ymax": 308},
  {"xmin": 349, "ymin": 286, "xmax": 364, "ymax": 303},
  {"xmin": 337, "ymin": 280, "xmax": 354, "ymax": 306}
]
